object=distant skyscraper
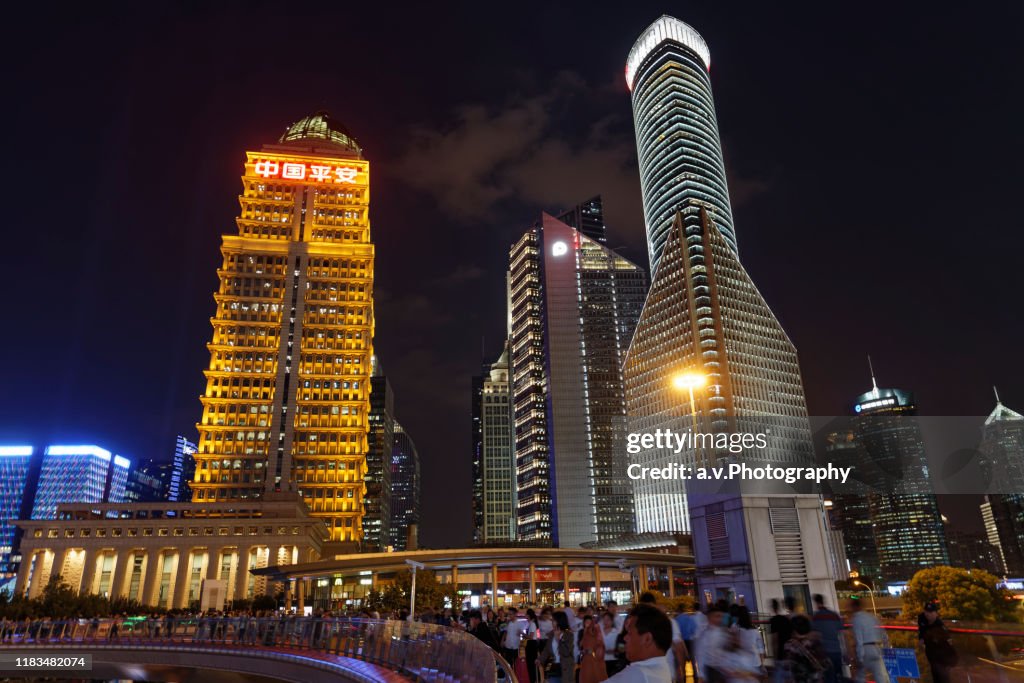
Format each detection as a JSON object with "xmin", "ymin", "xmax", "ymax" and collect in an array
[
  {"xmin": 477, "ymin": 344, "xmax": 515, "ymax": 543},
  {"xmin": 944, "ymin": 523, "xmax": 1002, "ymax": 575},
  {"xmin": 825, "ymin": 431, "xmax": 881, "ymax": 583},
  {"xmin": 390, "ymin": 421, "xmax": 420, "ymax": 551},
  {"xmin": 169, "ymin": 436, "xmax": 196, "ymax": 502},
  {"xmin": 32, "ymin": 445, "xmax": 130, "ymax": 520},
  {"xmin": 125, "ymin": 459, "xmax": 171, "ymax": 503},
  {"xmin": 851, "ymin": 376, "xmax": 949, "ymax": 580},
  {"xmin": 979, "ymin": 392, "xmax": 1024, "ymax": 575},
  {"xmin": 0, "ymin": 446, "xmax": 34, "ymax": 579},
  {"xmin": 365, "ymin": 356, "xmax": 394, "ymax": 552},
  {"xmin": 509, "ymin": 212, "xmax": 648, "ymax": 547},
  {"xmin": 624, "ymin": 17, "xmax": 836, "ymax": 611},
  {"xmin": 471, "ymin": 364, "xmax": 486, "ymax": 545},
  {"xmin": 626, "ymin": 16, "xmax": 735, "ymax": 274},
  {"xmin": 191, "ymin": 112, "xmax": 374, "ymax": 545},
  {"xmin": 556, "ymin": 195, "xmax": 607, "ymax": 244}
]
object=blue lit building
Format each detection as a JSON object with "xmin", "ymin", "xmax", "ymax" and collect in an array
[
  {"xmin": 0, "ymin": 446, "xmax": 35, "ymax": 579},
  {"xmin": 169, "ymin": 435, "xmax": 196, "ymax": 502},
  {"xmin": 0, "ymin": 444, "xmax": 130, "ymax": 583}
]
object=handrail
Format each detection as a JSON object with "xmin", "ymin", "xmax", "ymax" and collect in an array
[
  {"xmin": 491, "ymin": 648, "xmax": 519, "ymax": 683},
  {"xmin": 0, "ymin": 616, "xmax": 498, "ymax": 683}
]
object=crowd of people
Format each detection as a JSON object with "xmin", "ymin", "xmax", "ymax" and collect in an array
[{"xmin": 457, "ymin": 592, "xmax": 958, "ymax": 683}]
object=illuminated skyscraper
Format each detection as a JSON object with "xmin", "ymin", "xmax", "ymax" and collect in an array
[
  {"xmin": 851, "ymin": 380, "xmax": 949, "ymax": 580},
  {"xmin": 626, "ymin": 16, "xmax": 736, "ymax": 274},
  {"xmin": 365, "ymin": 355, "xmax": 394, "ymax": 552},
  {"xmin": 978, "ymin": 393, "xmax": 1024, "ymax": 575},
  {"xmin": 192, "ymin": 112, "xmax": 374, "ymax": 546},
  {"xmin": 624, "ymin": 17, "xmax": 836, "ymax": 611},
  {"xmin": 510, "ymin": 212, "xmax": 648, "ymax": 547},
  {"xmin": 169, "ymin": 435, "xmax": 197, "ymax": 502},
  {"xmin": 389, "ymin": 421, "xmax": 420, "ymax": 551},
  {"xmin": 0, "ymin": 446, "xmax": 34, "ymax": 579},
  {"xmin": 32, "ymin": 445, "xmax": 130, "ymax": 520},
  {"xmin": 555, "ymin": 195, "xmax": 607, "ymax": 244},
  {"xmin": 477, "ymin": 344, "xmax": 515, "ymax": 543}
]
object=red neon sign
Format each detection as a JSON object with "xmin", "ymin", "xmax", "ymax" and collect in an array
[{"xmin": 253, "ymin": 159, "xmax": 361, "ymax": 184}]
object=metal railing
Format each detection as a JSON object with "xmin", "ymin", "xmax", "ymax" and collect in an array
[{"xmin": 0, "ymin": 616, "xmax": 499, "ymax": 683}]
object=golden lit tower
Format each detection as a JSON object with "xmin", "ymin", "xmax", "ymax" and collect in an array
[{"xmin": 193, "ymin": 112, "xmax": 374, "ymax": 545}]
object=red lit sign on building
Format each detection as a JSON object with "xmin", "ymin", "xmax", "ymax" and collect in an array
[{"xmin": 253, "ymin": 159, "xmax": 361, "ymax": 183}]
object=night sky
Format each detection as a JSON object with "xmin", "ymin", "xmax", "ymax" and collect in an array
[{"xmin": 3, "ymin": 1, "xmax": 1022, "ymax": 545}]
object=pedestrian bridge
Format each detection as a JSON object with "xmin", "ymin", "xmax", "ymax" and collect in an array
[{"xmin": 0, "ymin": 617, "xmax": 507, "ymax": 682}]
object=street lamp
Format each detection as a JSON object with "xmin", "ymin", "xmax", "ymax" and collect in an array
[
  {"xmin": 852, "ymin": 578, "xmax": 878, "ymax": 616},
  {"xmin": 673, "ymin": 371, "xmax": 707, "ymax": 464},
  {"xmin": 406, "ymin": 559, "xmax": 426, "ymax": 618}
]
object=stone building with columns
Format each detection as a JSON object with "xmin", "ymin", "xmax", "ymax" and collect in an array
[{"xmin": 14, "ymin": 494, "xmax": 326, "ymax": 610}]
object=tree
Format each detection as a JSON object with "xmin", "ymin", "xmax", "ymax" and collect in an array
[
  {"xmin": 389, "ymin": 570, "xmax": 459, "ymax": 613},
  {"xmin": 901, "ymin": 566, "xmax": 1019, "ymax": 623}
]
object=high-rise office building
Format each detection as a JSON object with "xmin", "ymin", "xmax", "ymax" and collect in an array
[
  {"xmin": 626, "ymin": 16, "xmax": 735, "ymax": 274},
  {"xmin": 509, "ymin": 211, "xmax": 648, "ymax": 547},
  {"xmin": 471, "ymin": 365, "xmax": 486, "ymax": 545},
  {"xmin": 851, "ymin": 379, "xmax": 949, "ymax": 580},
  {"xmin": 365, "ymin": 356, "xmax": 394, "ymax": 552},
  {"xmin": 32, "ymin": 445, "xmax": 130, "ymax": 520},
  {"xmin": 169, "ymin": 436, "xmax": 197, "ymax": 502},
  {"xmin": 476, "ymin": 344, "xmax": 516, "ymax": 543},
  {"xmin": 125, "ymin": 459, "xmax": 172, "ymax": 503},
  {"xmin": 623, "ymin": 17, "xmax": 836, "ymax": 611},
  {"xmin": 555, "ymin": 195, "xmax": 607, "ymax": 244},
  {"xmin": 0, "ymin": 446, "xmax": 34, "ymax": 579},
  {"xmin": 192, "ymin": 112, "xmax": 374, "ymax": 546},
  {"xmin": 389, "ymin": 421, "xmax": 420, "ymax": 551},
  {"xmin": 979, "ymin": 393, "xmax": 1024, "ymax": 575},
  {"xmin": 825, "ymin": 431, "xmax": 881, "ymax": 583}
]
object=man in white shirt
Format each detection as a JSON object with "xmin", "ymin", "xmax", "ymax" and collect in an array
[
  {"xmin": 563, "ymin": 601, "xmax": 578, "ymax": 630},
  {"xmin": 849, "ymin": 598, "xmax": 890, "ymax": 683},
  {"xmin": 608, "ymin": 604, "xmax": 674, "ymax": 682},
  {"xmin": 606, "ymin": 599, "xmax": 628, "ymax": 630},
  {"xmin": 694, "ymin": 606, "xmax": 727, "ymax": 682},
  {"xmin": 501, "ymin": 607, "xmax": 528, "ymax": 666}
]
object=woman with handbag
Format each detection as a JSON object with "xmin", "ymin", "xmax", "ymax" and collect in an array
[{"xmin": 538, "ymin": 611, "xmax": 576, "ymax": 683}]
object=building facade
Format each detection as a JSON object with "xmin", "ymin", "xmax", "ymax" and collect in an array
[
  {"xmin": 478, "ymin": 345, "xmax": 516, "ymax": 543},
  {"xmin": 626, "ymin": 15, "xmax": 736, "ymax": 274},
  {"xmin": 0, "ymin": 446, "xmax": 35, "ymax": 579},
  {"xmin": 365, "ymin": 356, "xmax": 394, "ymax": 552},
  {"xmin": 623, "ymin": 16, "xmax": 836, "ymax": 612},
  {"xmin": 555, "ymin": 195, "xmax": 607, "ymax": 244},
  {"xmin": 509, "ymin": 212, "xmax": 648, "ymax": 548},
  {"xmin": 389, "ymin": 421, "xmax": 420, "ymax": 551},
  {"xmin": 851, "ymin": 382, "xmax": 949, "ymax": 580},
  {"xmin": 192, "ymin": 112, "xmax": 374, "ymax": 547},
  {"xmin": 125, "ymin": 459, "xmax": 172, "ymax": 504},
  {"xmin": 979, "ymin": 394, "xmax": 1024, "ymax": 575},
  {"xmin": 14, "ymin": 496, "xmax": 326, "ymax": 608},
  {"xmin": 825, "ymin": 431, "xmax": 882, "ymax": 583},
  {"xmin": 169, "ymin": 435, "xmax": 197, "ymax": 502}
]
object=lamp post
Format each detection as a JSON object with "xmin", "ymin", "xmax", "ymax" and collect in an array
[
  {"xmin": 853, "ymin": 578, "xmax": 878, "ymax": 616},
  {"xmin": 673, "ymin": 371, "xmax": 707, "ymax": 466},
  {"xmin": 406, "ymin": 559, "xmax": 425, "ymax": 618}
]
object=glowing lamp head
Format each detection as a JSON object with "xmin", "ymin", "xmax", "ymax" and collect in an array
[{"xmin": 672, "ymin": 372, "xmax": 707, "ymax": 391}]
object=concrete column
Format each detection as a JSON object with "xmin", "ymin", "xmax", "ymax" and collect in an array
[
  {"xmin": 639, "ymin": 565, "xmax": 649, "ymax": 592},
  {"xmin": 52, "ymin": 548, "xmax": 70, "ymax": 585},
  {"xmin": 297, "ymin": 578, "xmax": 306, "ymax": 611},
  {"xmin": 206, "ymin": 550, "xmax": 220, "ymax": 580},
  {"xmin": 80, "ymin": 550, "xmax": 99, "ymax": 596},
  {"xmin": 528, "ymin": 564, "xmax": 536, "ymax": 604},
  {"xmin": 27, "ymin": 551, "xmax": 47, "ymax": 598},
  {"xmin": 451, "ymin": 566, "xmax": 459, "ymax": 593},
  {"xmin": 593, "ymin": 563, "xmax": 601, "ymax": 605},
  {"xmin": 265, "ymin": 545, "xmax": 280, "ymax": 596},
  {"xmin": 667, "ymin": 567, "xmax": 675, "ymax": 599},
  {"xmin": 110, "ymin": 550, "xmax": 131, "ymax": 600},
  {"xmin": 141, "ymin": 550, "xmax": 162, "ymax": 607},
  {"xmin": 491, "ymin": 563, "xmax": 499, "ymax": 608},
  {"xmin": 562, "ymin": 562, "xmax": 570, "ymax": 605},
  {"xmin": 234, "ymin": 547, "xmax": 251, "ymax": 602},
  {"xmin": 15, "ymin": 551, "xmax": 34, "ymax": 597},
  {"xmin": 172, "ymin": 549, "xmax": 192, "ymax": 609}
]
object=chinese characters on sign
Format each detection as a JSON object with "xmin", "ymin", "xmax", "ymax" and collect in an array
[{"xmin": 253, "ymin": 159, "xmax": 361, "ymax": 183}]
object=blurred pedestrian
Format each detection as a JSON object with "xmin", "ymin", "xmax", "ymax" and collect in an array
[{"xmin": 918, "ymin": 603, "xmax": 957, "ymax": 683}]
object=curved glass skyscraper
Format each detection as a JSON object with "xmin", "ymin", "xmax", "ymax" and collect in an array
[{"xmin": 627, "ymin": 15, "xmax": 736, "ymax": 273}]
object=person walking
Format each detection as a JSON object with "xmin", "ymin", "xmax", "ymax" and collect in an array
[
  {"xmin": 696, "ymin": 606, "xmax": 729, "ymax": 683},
  {"xmin": 579, "ymin": 615, "xmax": 609, "ymax": 682},
  {"xmin": 524, "ymin": 608, "xmax": 542, "ymax": 683},
  {"xmin": 784, "ymin": 615, "xmax": 830, "ymax": 683},
  {"xmin": 810, "ymin": 594, "xmax": 844, "ymax": 683},
  {"xmin": 601, "ymin": 611, "xmax": 627, "ymax": 676},
  {"xmin": 676, "ymin": 602, "xmax": 707, "ymax": 682},
  {"xmin": 918, "ymin": 603, "xmax": 957, "ymax": 683},
  {"xmin": 501, "ymin": 607, "xmax": 528, "ymax": 667},
  {"xmin": 769, "ymin": 599, "xmax": 793, "ymax": 683},
  {"xmin": 731, "ymin": 606, "xmax": 765, "ymax": 681},
  {"xmin": 849, "ymin": 598, "xmax": 889, "ymax": 683}
]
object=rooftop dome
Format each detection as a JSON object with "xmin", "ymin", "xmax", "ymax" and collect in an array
[{"xmin": 279, "ymin": 111, "xmax": 361, "ymax": 154}]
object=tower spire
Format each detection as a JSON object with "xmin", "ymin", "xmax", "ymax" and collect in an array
[
  {"xmin": 868, "ymin": 355, "xmax": 879, "ymax": 395},
  {"xmin": 994, "ymin": 385, "xmax": 1002, "ymax": 405}
]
